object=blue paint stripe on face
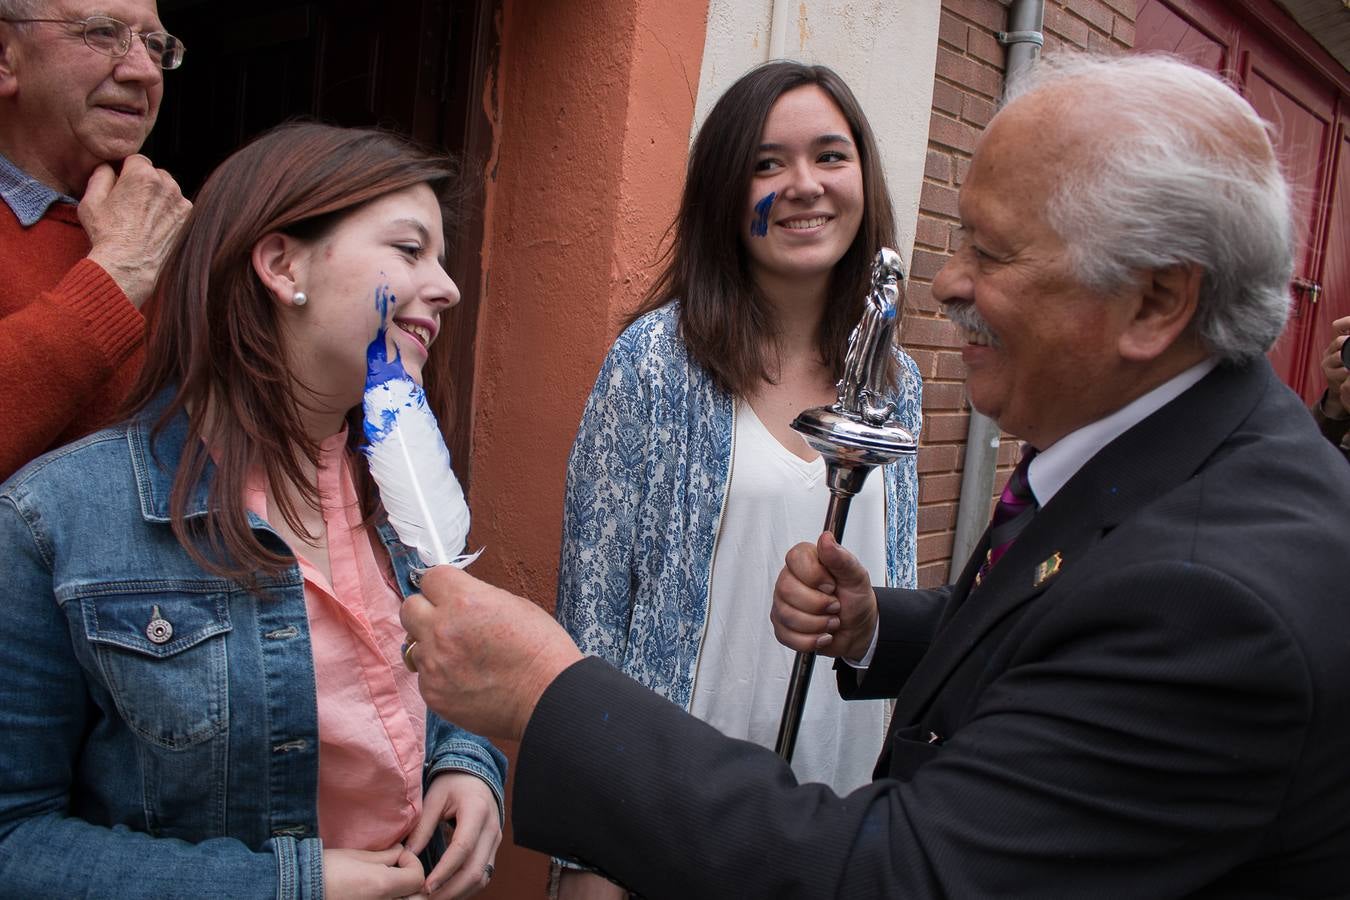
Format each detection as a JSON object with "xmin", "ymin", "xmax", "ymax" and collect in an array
[
  {"xmin": 751, "ymin": 192, "xmax": 776, "ymax": 237},
  {"xmin": 364, "ymin": 283, "xmax": 412, "ymax": 444}
]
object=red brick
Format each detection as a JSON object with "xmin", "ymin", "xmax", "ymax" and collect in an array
[
  {"xmin": 935, "ymin": 350, "xmax": 967, "ymax": 379},
  {"xmin": 918, "ymin": 561, "xmax": 949, "ymax": 589},
  {"xmin": 955, "ymin": 156, "xmax": 972, "ymax": 186},
  {"xmin": 918, "ymin": 531, "xmax": 955, "ymax": 563},
  {"xmin": 922, "ymin": 412, "xmax": 971, "ymax": 444},
  {"xmin": 924, "ymin": 149, "xmax": 952, "ymax": 182},
  {"xmin": 1087, "ymin": 29, "xmax": 1115, "ymax": 52},
  {"xmin": 961, "ymin": 92, "xmax": 997, "ymax": 128},
  {"xmin": 1043, "ymin": 33, "xmax": 1071, "ymax": 56},
  {"xmin": 918, "ymin": 359, "xmax": 947, "ymax": 392},
  {"xmin": 1045, "ymin": 6, "xmax": 1090, "ymax": 47},
  {"xmin": 917, "ymin": 502, "xmax": 958, "ymax": 533},
  {"xmin": 939, "ymin": 10, "xmax": 968, "ymax": 50},
  {"xmin": 906, "ymin": 280, "xmax": 943, "ymax": 314},
  {"xmin": 1101, "ymin": 0, "xmax": 1136, "ymax": 17},
  {"xmin": 932, "ymin": 80, "xmax": 964, "ymax": 117},
  {"xmin": 921, "ymin": 381, "xmax": 968, "ymax": 410},
  {"xmin": 919, "ymin": 472, "xmax": 962, "ymax": 504},
  {"xmin": 966, "ymin": 28, "xmax": 1005, "ymax": 69},
  {"xmin": 1063, "ymin": 0, "xmax": 1115, "ymax": 34},
  {"xmin": 918, "ymin": 443, "xmax": 959, "ymax": 473},
  {"xmin": 928, "ymin": 111, "xmax": 980, "ymax": 155},
  {"xmin": 934, "ymin": 47, "xmax": 1003, "ymax": 100},
  {"xmin": 941, "ymin": 0, "xmax": 1007, "ymax": 32},
  {"xmin": 914, "ymin": 214, "xmax": 949, "ymax": 250},
  {"xmin": 910, "ymin": 248, "xmax": 948, "ymax": 281},
  {"xmin": 904, "ymin": 314, "xmax": 964, "ymax": 348},
  {"xmin": 1112, "ymin": 15, "xmax": 1136, "ymax": 46},
  {"xmin": 920, "ymin": 179, "xmax": 961, "ymax": 219}
]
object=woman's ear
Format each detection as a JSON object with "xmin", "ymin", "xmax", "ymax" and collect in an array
[{"xmin": 251, "ymin": 232, "xmax": 307, "ymax": 307}]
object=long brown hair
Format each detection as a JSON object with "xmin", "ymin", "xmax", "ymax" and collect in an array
[
  {"xmin": 124, "ymin": 122, "xmax": 456, "ymax": 586},
  {"xmin": 630, "ymin": 61, "xmax": 900, "ymax": 396}
]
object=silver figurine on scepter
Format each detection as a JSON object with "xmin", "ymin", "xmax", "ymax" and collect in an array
[{"xmin": 774, "ymin": 247, "xmax": 918, "ymax": 761}]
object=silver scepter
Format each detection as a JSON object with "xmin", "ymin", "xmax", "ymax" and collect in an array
[{"xmin": 774, "ymin": 248, "xmax": 918, "ymax": 761}]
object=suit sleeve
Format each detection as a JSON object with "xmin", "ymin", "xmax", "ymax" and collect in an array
[
  {"xmin": 513, "ymin": 560, "xmax": 1313, "ymax": 899},
  {"xmin": 0, "ymin": 259, "xmax": 142, "ymax": 480},
  {"xmin": 836, "ymin": 586, "xmax": 949, "ymax": 700}
]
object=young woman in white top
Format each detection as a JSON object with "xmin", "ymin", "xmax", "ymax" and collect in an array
[{"xmin": 554, "ymin": 61, "xmax": 923, "ymax": 900}]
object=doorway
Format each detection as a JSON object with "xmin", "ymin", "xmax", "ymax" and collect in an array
[{"xmin": 148, "ymin": 0, "xmax": 497, "ymax": 480}]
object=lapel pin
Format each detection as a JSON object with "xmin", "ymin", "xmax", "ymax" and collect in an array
[{"xmin": 1034, "ymin": 551, "xmax": 1063, "ymax": 588}]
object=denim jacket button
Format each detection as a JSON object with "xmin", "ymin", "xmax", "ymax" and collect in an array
[
  {"xmin": 409, "ymin": 569, "xmax": 423, "ymax": 588},
  {"xmin": 145, "ymin": 605, "xmax": 174, "ymax": 644}
]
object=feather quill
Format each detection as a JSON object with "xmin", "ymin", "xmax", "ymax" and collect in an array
[{"xmin": 362, "ymin": 323, "xmax": 479, "ymax": 569}]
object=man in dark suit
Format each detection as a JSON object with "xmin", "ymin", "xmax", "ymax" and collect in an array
[{"xmin": 401, "ymin": 53, "xmax": 1350, "ymax": 898}]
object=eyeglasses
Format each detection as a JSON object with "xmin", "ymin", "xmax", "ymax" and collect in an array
[{"xmin": 2, "ymin": 15, "xmax": 185, "ymax": 69}]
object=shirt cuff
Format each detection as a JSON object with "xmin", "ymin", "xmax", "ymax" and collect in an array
[{"xmin": 842, "ymin": 622, "xmax": 881, "ymax": 670}]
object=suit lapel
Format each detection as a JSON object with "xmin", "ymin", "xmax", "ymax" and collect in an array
[{"xmin": 889, "ymin": 361, "xmax": 1271, "ymax": 728}]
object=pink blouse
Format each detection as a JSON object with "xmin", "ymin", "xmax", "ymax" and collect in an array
[{"xmin": 245, "ymin": 432, "xmax": 426, "ymax": 850}]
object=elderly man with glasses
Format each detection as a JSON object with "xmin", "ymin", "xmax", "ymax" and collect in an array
[{"xmin": 0, "ymin": 0, "xmax": 189, "ymax": 482}]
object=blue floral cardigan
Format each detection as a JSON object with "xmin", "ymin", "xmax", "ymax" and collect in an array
[{"xmin": 556, "ymin": 302, "xmax": 923, "ymax": 710}]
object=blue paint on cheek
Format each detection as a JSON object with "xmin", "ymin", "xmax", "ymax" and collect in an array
[
  {"xmin": 751, "ymin": 192, "xmax": 776, "ymax": 237},
  {"xmin": 363, "ymin": 283, "xmax": 412, "ymax": 444}
]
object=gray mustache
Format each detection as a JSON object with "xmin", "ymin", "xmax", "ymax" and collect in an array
[{"xmin": 942, "ymin": 302, "xmax": 999, "ymax": 347}]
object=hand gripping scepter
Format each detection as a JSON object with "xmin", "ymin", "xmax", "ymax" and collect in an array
[{"xmin": 774, "ymin": 248, "xmax": 918, "ymax": 761}]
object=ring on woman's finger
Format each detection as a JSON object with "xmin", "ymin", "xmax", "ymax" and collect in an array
[{"xmin": 402, "ymin": 640, "xmax": 418, "ymax": 672}]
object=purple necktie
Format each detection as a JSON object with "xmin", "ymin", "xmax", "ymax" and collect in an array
[{"xmin": 973, "ymin": 446, "xmax": 1039, "ymax": 588}]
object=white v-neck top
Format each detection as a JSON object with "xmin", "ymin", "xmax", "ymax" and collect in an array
[{"xmin": 690, "ymin": 401, "xmax": 889, "ymax": 793}]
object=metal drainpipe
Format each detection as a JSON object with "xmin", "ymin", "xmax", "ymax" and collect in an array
[{"xmin": 947, "ymin": 0, "xmax": 1044, "ymax": 579}]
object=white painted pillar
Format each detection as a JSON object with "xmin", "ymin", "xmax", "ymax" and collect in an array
[{"xmin": 693, "ymin": 0, "xmax": 942, "ymax": 265}]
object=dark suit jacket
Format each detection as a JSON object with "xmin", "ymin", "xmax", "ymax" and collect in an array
[{"xmin": 514, "ymin": 361, "xmax": 1350, "ymax": 898}]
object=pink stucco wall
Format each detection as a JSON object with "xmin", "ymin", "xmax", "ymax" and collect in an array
[{"xmin": 469, "ymin": 1, "xmax": 709, "ymax": 895}]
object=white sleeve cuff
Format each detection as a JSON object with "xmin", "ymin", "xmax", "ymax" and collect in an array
[{"xmin": 842, "ymin": 622, "xmax": 880, "ymax": 670}]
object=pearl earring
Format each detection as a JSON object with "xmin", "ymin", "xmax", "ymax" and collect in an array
[{"xmin": 292, "ymin": 291, "xmax": 308, "ymax": 307}]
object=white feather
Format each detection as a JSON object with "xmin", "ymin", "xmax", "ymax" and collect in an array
[{"xmin": 362, "ymin": 376, "xmax": 479, "ymax": 568}]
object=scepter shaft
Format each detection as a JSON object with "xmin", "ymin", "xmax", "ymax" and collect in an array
[{"xmin": 774, "ymin": 491, "xmax": 854, "ymax": 760}]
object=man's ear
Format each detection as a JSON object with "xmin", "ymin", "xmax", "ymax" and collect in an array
[
  {"xmin": 251, "ymin": 232, "xmax": 308, "ymax": 307},
  {"xmin": 1117, "ymin": 263, "xmax": 1203, "ymax": 362},
  {"xmin": 0, "ymin": 25, "xmax": 21, "ymax": 99}
]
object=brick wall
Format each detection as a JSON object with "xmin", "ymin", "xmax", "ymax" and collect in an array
[{"xmin": 902, "ymin": 0, "xmax": 1137, "ymax": 588}]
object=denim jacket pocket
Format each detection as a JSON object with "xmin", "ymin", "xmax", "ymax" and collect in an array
[{"xmin": 79, "ymin": 587, "xmax": 232, "ymax": 750}]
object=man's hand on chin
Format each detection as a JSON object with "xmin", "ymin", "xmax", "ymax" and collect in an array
[{"xmin": 400, "ymin": 565, "xmax": 584, "ymax": 742}]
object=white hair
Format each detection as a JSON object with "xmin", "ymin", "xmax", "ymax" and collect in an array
[
  {"xmin": 1005, "ymin": 53, "xmax": 1294, "ymax": 364},
  {"xmin": 0, "ymin": 1, "xmax": 45, "ymax": 19}
]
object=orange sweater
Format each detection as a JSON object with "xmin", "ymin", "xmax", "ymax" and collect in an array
[{"xmin": 0, "ymin": 202, "xmax": 144, "ymax": 482}]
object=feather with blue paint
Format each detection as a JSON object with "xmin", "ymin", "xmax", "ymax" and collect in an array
[{"xmin": 362, "ymin": 321, "xmax": 479, "ymax": 568}]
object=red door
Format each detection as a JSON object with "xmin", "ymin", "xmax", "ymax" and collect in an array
[{"xmin": 1135, "ymin": 0, "xmax": 1350, "ymax": 405}]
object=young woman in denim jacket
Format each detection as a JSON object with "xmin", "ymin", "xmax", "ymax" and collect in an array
[
  {"xmin": 554, "ymin": 62, "xmax": 922, "ymax": 899},
  {"xmin": 0, "ymin": 124, "xmax": 505, "ymax": 899}
]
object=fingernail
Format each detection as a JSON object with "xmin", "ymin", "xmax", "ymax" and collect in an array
[
  {"xmin": 827, "ymin": 617, "xmax": 840, "ymax": 631},
  {"xmin": 819, "ymin": 582, "xmax": 836, "ymax": 594},
  {"xmin": 826, "ymin": 600, "xmax": 840, "ymax": 614},
  {"xmin": 816, "ymin": 633, "xmax": 833, "ymax": 648},
  {"xmin": 427, "ymin": 881, "xmax": 439, "ymax": 893}
]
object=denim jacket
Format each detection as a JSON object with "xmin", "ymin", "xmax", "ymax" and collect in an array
[
  {"xmin": 0, "ymin": 395, "xmax": 506, "ymax": 899},
  {"xmin": 556, "ymin": 303, "xmax": 923, "ymax": 709}
]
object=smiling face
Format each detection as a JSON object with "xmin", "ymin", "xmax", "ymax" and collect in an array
[
  {"xmin": 932, "ymin": 98, "xmax": 1139, "ymax": 449},
  {"xmin": 0, "ymin": 0, "xmax": 166, "ymax": 194},
  {"xmin": 281, "ymin": 183, "xmax": 460, "ymax": 416},
  {"xmin": 742, "ymin": 85, "xmax": 864, "ymax": 300}
]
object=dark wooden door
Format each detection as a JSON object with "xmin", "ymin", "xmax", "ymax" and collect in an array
[
  {"xmin": 1135, "ymin": 0, "xmax": 1350, "ymax": 406},
  {"xmin": 146, "ymin": 0, "xmax": 496, "ymax": 480}
]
